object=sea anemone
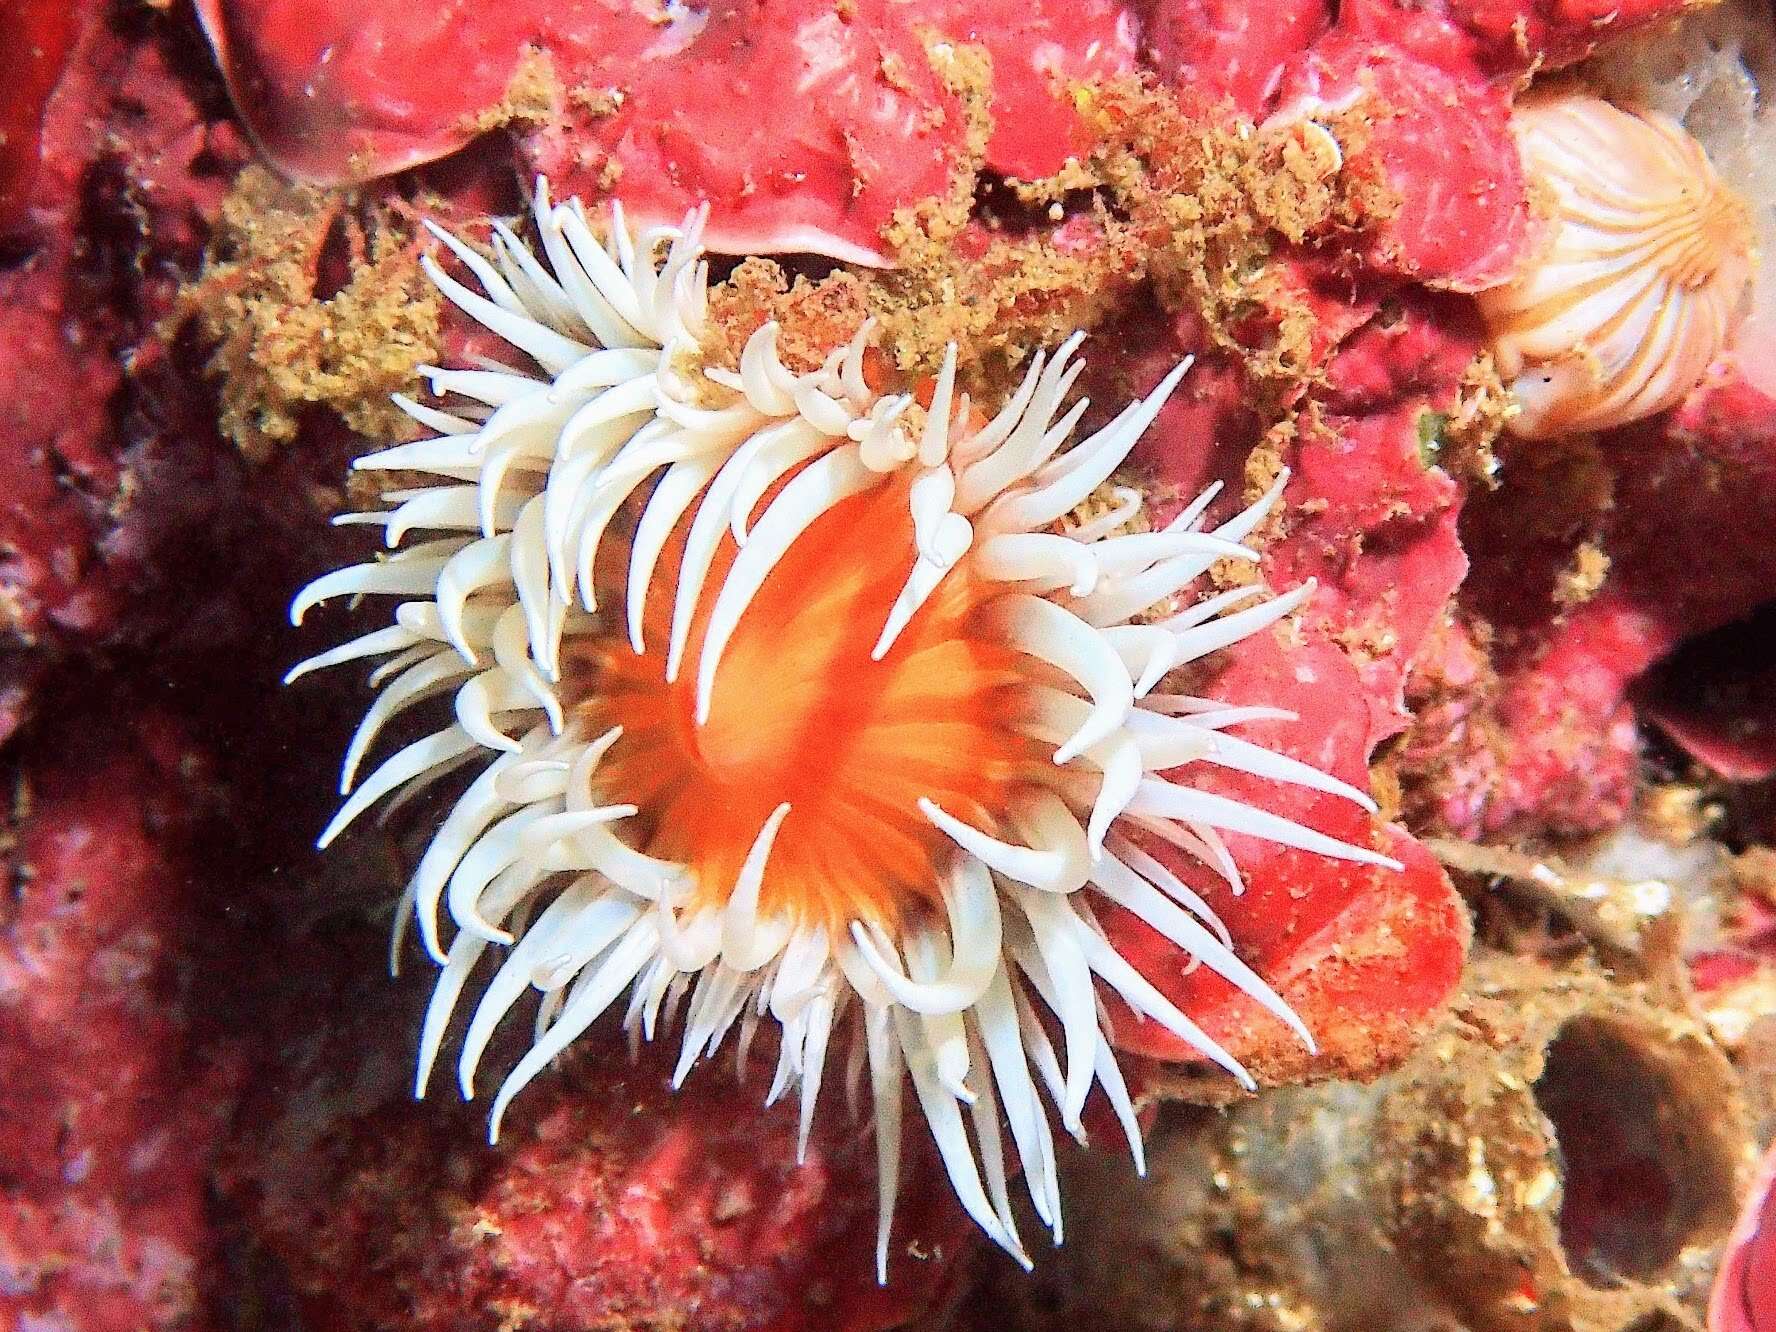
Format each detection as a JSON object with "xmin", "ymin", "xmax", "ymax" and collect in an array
[
  {"xmin": 1478, "ymin": 93, "xmax": 1756, "ymax": 440},
  {"xmin": 289, "ymin": 185, "xmax": 1399, "ymax": 1276}
]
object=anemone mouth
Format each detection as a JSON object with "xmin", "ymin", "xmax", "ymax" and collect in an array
[
  {"xmin": 288, "ymin": 185, "xmax": 1402, "ymax": 1280},
  {"xmin": 569, "ymin": 476, "xmax": 1042, "ymax": 936}
]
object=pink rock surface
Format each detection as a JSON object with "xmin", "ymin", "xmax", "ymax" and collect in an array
[
  {"xmin": 1441, "ymin": 364, "xmax": 1776, "ymax": 837},
  {"xmin": 1638, "ymin": 607, "xmax": 1776, "ymax": 784},
  {"xmin": 1085, "ymin": 289, "xmax": 1476, "ymax": 1085},
  {"xmin": 1267, "ymin": 31, "xmax": 1532, "ymax": 291},
  {"xmin": 900, "ymin": 0, "xmax": 1137, "ymax": 181},
  {"xmin": 0, "ymin": 698, "xmax": 243, "ymax": 1331},
  {"xmin": 0, "ymin": 2, "xmax": 251, "ymax": 671},
  {"xmin": 226, "ymin": 999, "xmax": 978, "ymax": 1332},
  {"xmin": 1712, "ymin": 1139, "xmax": 1776, "ymax": 1332},
  {"xmin": 1104, "ymin": 638, "xmax": 1471, "ymax": 1085},
  {"xmin": 192, "ymin": 0, "xmax": 664, "ymax": 185},
  {"xmin": 1136, "ymin": 0, "xmax": 1330, "ymax": 114},
  {"xmin": 197, "ymin": 0, "xmax": 1136, "ymax": 264},
  {"xmin": 1338, "ymin": 0, "xmax": 1697, "ymax": 80}
]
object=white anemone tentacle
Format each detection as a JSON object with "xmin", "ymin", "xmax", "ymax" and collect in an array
[{"xmin": 290, "ymin": 185, "xmax": 1404, "ymax": 1282}]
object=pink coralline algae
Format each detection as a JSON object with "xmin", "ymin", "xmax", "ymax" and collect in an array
[
  {"xmin": 1073, "ymin": 286, "xmax": 1475, "ymax": 1087},
  {"xmin": 1265, "ymin": 32, "xmax": 1532, "ymax": 291},
  {"xmin": 195, "ymin": 0, "xmax": 1135, "ymax": 264},
  {"xmin": 0, "ymin": 2, "xmax": 349, "ymax": 728},
  {"xmin": 1340, "ymin": 0, "xmax": 1698, "ymax": 79},
  {"xmin": 0, "ymin": 700, "xmax": 243, "ymax": 1329},
  {"xmin": 226, "ymin": 1008, "xmax": 979, "ymax": 1331},
  {"xmin": 1426, "ymin": 362, "xmax": 1776, "ymax": 839},
  {"xmin": 1713, "ymin": 1141, "xmax": 1776, "ymax": 1332},
  {"xmin": 1135, "ymin": 0, "xmax": 1330, "ymax": 114}
]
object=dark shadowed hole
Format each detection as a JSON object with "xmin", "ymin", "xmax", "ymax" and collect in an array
[
  {"xmin": 0, "ymin": 234, "xmax": 37, "ymax": 271},
  {"xmin": 970, "ymin": 172, "xmax": 1103, "ymax": 235},
  {"xmin": 313, "ymin": 212, "xmax": 355, "ymax": 301},
  {"xmin": 1635, "ymin": 599, "xmax": 1776, "ymax": 792},
  {"xmin": 1534, "ymin": 1018, "xmax": 1728, "ymax": 1287}
]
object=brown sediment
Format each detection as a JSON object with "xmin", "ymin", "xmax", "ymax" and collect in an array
[
  {"xmin": 965, "ymin": 955, "xmax": 1752, "ymax": 1332},
  {"xmin": 1077, "ymin": 78, "xmax": 1397, "ymax": 400},
  {"xmin": 856, "ymin": 68, "xmax": 1400, "ymax": 402},
  {"xmin": 701, "ymin": 259, "xmax": 874, "ymax": 374},
  {"xmin": 1438, "ymin": 351, "xmax": 1514, "ymax": 486},
  {"xmin": 1059, "ymin": 480, "xmax": 1153, "ymax": 542},
  {"xmin": 872, "ymin": 203, "xmax": 1147, "ymax": 386},
  {"xmin": 682, "ymin": 70, "xmax": 1408, "ymax": 448},
  {"xmin": 1428, "ymin": 837, "xmax": 1683, "ymax": 958},
  {"xmin": 868, "ymin": 46, "xmax": 1146, "ymax": 386},
  {"xmin": 456, "ymin": 45, "xmax": 560, "ymax": 137},
  {"xmin": 1553, "ymin": 542, "xmax": 1612, "ymax": 607},
  {"xmin": 171, "ymin": 166, "xmax": 441, "ymax": 466}
]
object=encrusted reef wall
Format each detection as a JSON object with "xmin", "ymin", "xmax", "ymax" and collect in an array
[
  {"xmin": 955, "ymin": 954, "xmax": 1754, "ymax": 1332},
  {"xmin": 6, "ymin": 1, "xmax": 1776, "ymax": 1330}
]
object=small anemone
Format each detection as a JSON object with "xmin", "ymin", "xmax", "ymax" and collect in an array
[
  {"xmin": 1479, "ymin": 92, "xmax": 1756, "ymax": 439},
  {"xmin": 288, "ymin": 182, "xmax": 1398, "ymax": 1279}
]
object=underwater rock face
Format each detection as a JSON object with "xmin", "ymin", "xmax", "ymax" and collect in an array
[
  {"xmin": 1337, "ymin": 0, "xmax": 1694, "ymax": 79},
  {"xmin": 224, "ymin": 1015, "xmax": 978, "ymax": 1332},
  {"xmin": 0, "ymin": 699, "xmax": 244, "ymax": 1331},
  {"xmin": 1426, "ymin": 365, "xmax": 1776, "ymax": 840},
  {"xmin": 6, "ymin": 0, "xmax": 1776, "ymax": 1328},
  {"xmin": 195, "ymin": 0, "xmax": 1135, "ymax": 264},
  {"xmin": 961, "ymin": 956, "xmax": 1753, "ymax": 1332}
]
